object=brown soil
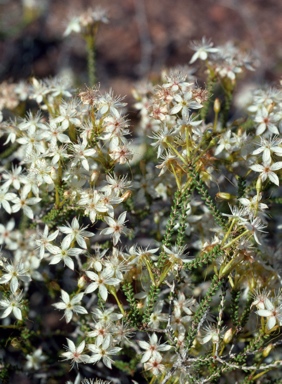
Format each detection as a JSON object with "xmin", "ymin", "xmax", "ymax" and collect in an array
[{"xmin": 1, "ymin": 0, "xmax": 282, "ymax": 96}]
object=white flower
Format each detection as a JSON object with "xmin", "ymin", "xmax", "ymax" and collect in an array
[
  {"xmin": 171, "ymin": 92, "xmax": 202, "ymax": 116},
  {"xmin": 256, "ymin": 298, "xmax": 282, "ymax": 330},
  {"xmin": 30, "ymin": 159, "xmax": 54, "ymax": 185},
  {"xmin": 18, "ymin": 111, "xmax": 47, "ymax": 133},
  {"xmin": 25, "ymin": 348, "xmax": 47, "ymax": 370},
  {"xmin": 0, "ymin": 186, "xmax": 17, "ymax": 214},
  {"xmin": 222, "ymin": 204, "xmax": 248, "ymax": 220},
  {"xmin": 173, "ymin": 293, "xmax": 197, "ymax": 316},
  {"xmin": 239, "ymin": 216, "xmax": 267, "ymax": 245},
  {"xmin": 64, "ymin": 17, "xmax": 81, "ymax": 36},
  {"xmin": 104, "ymin": 250, "xmax": 130, "ymax": 280},
  {"xmin": 156, "ymin": 152, "xmax": 178, "ymax": 176},
  {"xmin": 254, "ymin": 107, "xmax": 279, "ymax": 135},
  {"xmin": 2, "ymin": 165, "xmax": 25, "ymax": 190},
  {"xmin": 49, "ymin": 242, "xmax": 83, "ymax": 270},
  {"xmin": 144, "ymin": 354, "xmax": 165, "ymax": 376},
  {"xmin": 88, "ymin": 335, "xmax": 121, "ymax": 369},
  {"xmin": 100, "ymin": 212, "xmax": 127, "ymax": 246},
  {"xmin": 138, "ymin": 333, "xmax": 171, "ymax": 363},
  {"xmin": 87, "ymin": 322, "xmax": 113, "ymax": 345},
  {"xmin": 92, "ymin": 306, "xmax": 123, "ymax": 325},
  {"xmin": 0, "ymin": 291, "xmax": 23, "ymax": 320},
  {"xmin": 102, "ymin": 114, "xmax": 130, "ymax": 143},
  {"xmin": 97, "ymin": 90, "xmax": 126, "ymax": 117},
  {"xmin": 54, "ymin": 99, "xmax": 81, "ymax": 129},
  {"xmin": 252, "ymin": 136, "xmax": 282, "ymax": 163},
  {"xmin": 70, "ymin": 140, "xmax": 97, "ymax": 171},
  {"xmin": 0, "ymin": 262, "xmax": 31, "ymax": 293},
  {"xmin": 78, "ymin": 189, "xmax": 108, "ymax": 224},
  {"xmin": 103, "ymin": 173, "xmax": 131, "ymax": 196},
  {"xmin": 53, "ymin": 290, "xmax": 88, "ymax": 323},
  {"xmin": 214, "ymin": 129, "xmax": 232, "ymax": 156},
  {"xmin": 148, "ymin": 301, "xmax": 168, "ymax": 329},
  {"xmin": 41, "ymin": 119, "xmax": 71, "ymax": 147},
  {"xmin": 17, "ymin": 131, "xmax": 46, "ymax": 156},
  {"xmin": 163, "ymin": 245, "xmax": 191, "ymax": 266},
  {"xmin": 85, "ymin": 269, "xmax": 120, "ymax": 301},
  {"xmin": 109, "ymin": 144, "xmax": 133, "ymax": 165},
  {"xmin": 35, "ymin": 225, "xmax": 59, "ymax": 259},
  {"xmin": 150, "ymin": 124, "xmax": 174, "ymax": 158},
  {"xmin": 250, "ymin": 159, "xmax": 282, "ymax": 186},
  {"xmin": 58, "ymin": 217, "xmax": 94, "ymax": 249},
  {"xmin": 62, "ymin": 339, "xmax": 89, "ymax": 368},
  {"xmin": 0, "ymin": 219, "xmax": 16, "ymax": 249},
  {"xmin": 189, "ymin": 37, "xmax": 218, "ymax": 64},
  {"xmin": 238, "ymin": 194, "xmax": 268, "ymax": 219},
  {"xmin": 216, "ymin": 59, "xmax": 242, "ymax": 81},
  {"xmin": 12, "ymin": 190, "xmax": 41, "ymax": 219},
  {"xmin": 251, "ymin": 288, "xmax": 270, "ymax": 310},
  {"xmin": 200, "ymin": 323, "xmax": 221, "ymax": 344}
]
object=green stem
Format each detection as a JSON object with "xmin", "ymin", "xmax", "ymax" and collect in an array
[
  {"xmin": 221, "ymin": 218, "xmax": 236, "ymax": 246},
  {"xmin": 85, "ymin": 34, "xmax": 96, "ymax": 86},
  {"xmin": 186, "ymin": 274, "xmax": 222, "ymax": 350},
  {"xmin": 165, "ymin": 140, "xmax": 188, "ymax": 165},
  {"xmin": 213, "ymin": 110, "xmax": 219, "ymax": 133},
  {"xmin": 109, "ymin": 287, "xmax": 125, "ymax": 316},
  {"xmin": 144, "ymin": 258, "xmax": 156, "ymax": 286},
  {"xmin": 222, "ymin": 229, "xmax": 249, "ymax": 250}
]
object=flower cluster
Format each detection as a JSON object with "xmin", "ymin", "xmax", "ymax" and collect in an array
[{"xmin": 1, "ymin": 31, "xmax": 282, "ymax": 384}]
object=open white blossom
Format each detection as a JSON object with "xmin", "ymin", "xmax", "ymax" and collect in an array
[
  {"xmin": 100, "ymin": 212, "xmax": 127, "ymax": 245},
  {"xmin": 25, "ymin": 348, "xmax": 47, "ymax": 370},
  {"xmin": 256, "ymin": 298, "xmax": 282, "ymax": 330},
  {"xmin": 35, "ymin": 225, "xmax": 59, "ymax": 259},
  {"xmin": 48, "ymin": 242, "xmax": 84, "ymax": 270},
  {"xmin": 62, "ymin": 339, "xmax": 89, "ymax": 368},
  {"xmin": 0, "ymin": 291, "xmax": 23, "ymax": 320},
  {"xmin": 138, "ymin": 333, "xmax": 172, "ymax": 363},
  {"xmin": 0, "ymin": 186, "xmax": 17, "ymax": 214},
  {"xmin": 58, "ymin": 217, "xmax": 94, "ymax": 249},
  {"xmin": 250, "ymin": 159, "xmax": 282, "ymax": 186},
  {"xmin": 189, "ymin": 37, "xmax": 218, "ymax": 64},
  {"xmin": 0, "ymin": 262, "xmax": 31, "ymax": 293},
  {"xmin": 12, "ymin": 191, "xmax": 41, "ymax": 219},
  {"xmin": 88, "ymin": 335, "xmax": 121, "ymax": 369},
  {"xmin": 53, "ymin": 290, "xmax": 88, "ymax": 323},
  {"xmin": 85, "ymin": 269, "xmax": 120, "ymax": 301}
]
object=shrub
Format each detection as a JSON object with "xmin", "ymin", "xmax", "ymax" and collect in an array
[{"xmin": 1, "ymin": 8, "xmax": 282, "ymax": 384}]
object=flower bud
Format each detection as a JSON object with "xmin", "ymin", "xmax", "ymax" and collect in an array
[
  {"xmin": 91, "ymin": 170, "xmax": 100, "ymax": 184},
  {"xmin": 121, "ymin": 190, "xmax": 132, "ymax": 201},
  {"xmin": 137, "ymin": 301, "xmax": 144, "ymax": 309},
  {"xmin": 216, "ymin": 192, "xmax": 236, "ymax": 201},
  {"xmin": 223, "ymin": 328, "xmax": 233, "ymax": 344},
  {"xmin": 267, "ymin": 103, "xmax": 274, "ymax": 114},
  {"xmin": 214, "ymin": 98, "xmax": 221, "ymax": 113},
  {"xmin": 11, "ymin": 338, "xmax": 22, "ymax": 350},
  {"xmin": 256, "ymin": 176, "xmax": 262, "ymax": 194},
  {"xmin": 63, "ymin": 190, "xmax": 71, "ymax": 199},
  {"xmin": 78, "ymin": 275, "xmax": 87, "ymax": 289},
  {"xmin": 262, "ymin": 344, "xmax": 273, "ymax": 357},
  {"xmin": 50, "ymin": 167, "xmax": 57, "ymax": 181}
]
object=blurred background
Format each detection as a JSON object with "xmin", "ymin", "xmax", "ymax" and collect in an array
[{"xmin": 1, "ymin": 0, "xmax": 282, "ymax": 98}]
